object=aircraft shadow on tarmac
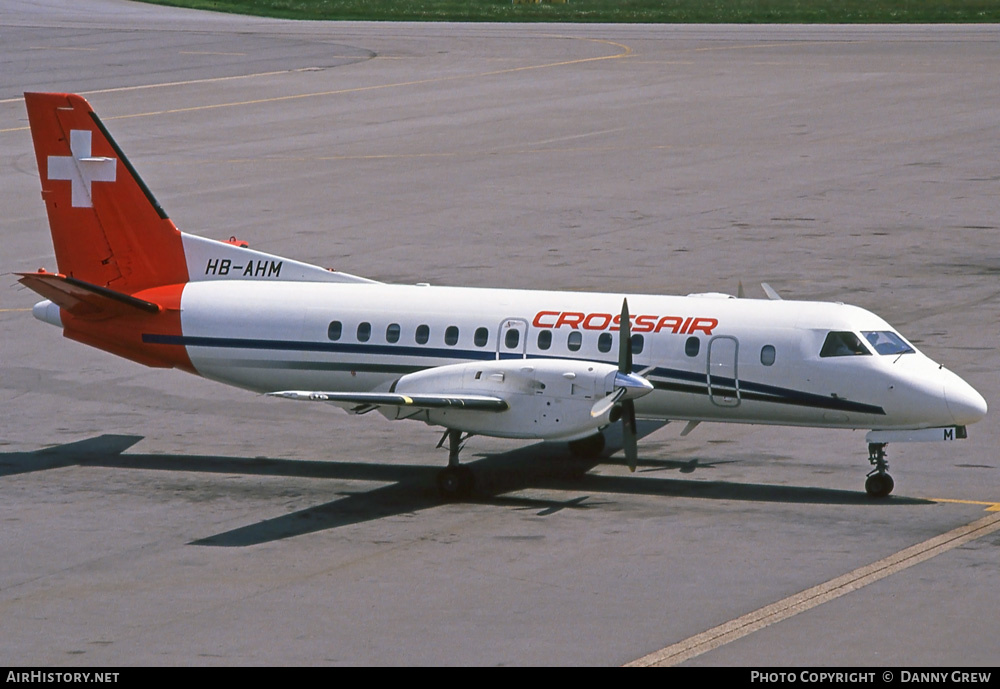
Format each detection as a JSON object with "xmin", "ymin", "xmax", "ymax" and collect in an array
[{"xmin": 0, "ymin": 426, "xmax": 932, "ymax": 547}]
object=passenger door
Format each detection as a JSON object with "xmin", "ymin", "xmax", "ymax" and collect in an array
[
  {"xmin": 496, "ymin": 318, "xmax": 528, "ymax": 360},
  {"xmin": 707, "ymin": 336, "xmax": 740, "ymax": 407}
]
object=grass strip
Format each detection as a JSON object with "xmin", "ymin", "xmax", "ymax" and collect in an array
[{"xmin": 137, "ymin": 0, "xmax": 1000, "ymax": 23}]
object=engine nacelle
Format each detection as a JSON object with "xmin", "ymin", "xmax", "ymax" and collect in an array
[{"xmin": 387, "ymin": 358, "xmax": 620, "ymax": 441}]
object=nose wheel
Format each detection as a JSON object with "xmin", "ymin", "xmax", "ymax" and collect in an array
[{"xmin": 865, "ymin": 442, "xmax": 894, "ymax": 498}]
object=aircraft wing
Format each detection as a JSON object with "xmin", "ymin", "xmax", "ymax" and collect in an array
[{"xmin": 268, "ymin": 390, "xmax": 509, "ymax": 414}]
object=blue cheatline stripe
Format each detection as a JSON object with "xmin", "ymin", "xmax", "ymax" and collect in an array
[
  {"xmin": 645, "ymin": 366, "xmax": 885, "ymax": 416},
  {"xmin": 142, "ymin": 333, "xmax": 507, "ymax": 362},
  {"xmin": 142, "ymin": 334, "xmax": 884, "ymax": 416}
]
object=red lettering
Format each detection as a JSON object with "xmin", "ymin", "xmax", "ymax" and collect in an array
[
  {"xmin": 534, "ymin": 310, "xmax": 718, "ymax": 336},
  {"xmin": 533, "ymin": 311, "xmax": 559, "ymax": 328},
  {"xmin": 688, "ymin": 317, "xmax": 718, "ymax": 336},
  {"xmin": 583, "ymin": 313, "xmax": 613, "ymax": 330},
  {"xmin": 654, "ymin": 316, "xmax": 683, "ymax": 334},
  {"xmin": 555, "ymin": 312, "xmax": 585, "ymax": 329},
  {"xmin": 610, "ymin": 313, "xmax": 639, "ymax": 332},
  {"xmin": 633, "ymin": 315, "xmax": 657, "ymax": 333}
]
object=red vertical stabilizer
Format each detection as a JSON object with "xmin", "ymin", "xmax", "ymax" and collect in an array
[
  {"xmin": 23, "ymin": 93, "xmax": 192, "ymax": 371},
  {"xmin": 24, "ymin": 92, "xmax": 189, "ymax": 293}
]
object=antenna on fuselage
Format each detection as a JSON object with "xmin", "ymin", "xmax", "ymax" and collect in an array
[{"xmin": 761, "ymin": 282, "xmax": 783, "ymax": 301}]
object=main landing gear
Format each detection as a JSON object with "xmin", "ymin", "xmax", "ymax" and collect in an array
[
  {"xmin": 436, "ymin": 429, "xmax": 475, "ymax": 500},
  {"xmin": 865, "ymin": 442, "xmax": 895, "ymax": 498}
]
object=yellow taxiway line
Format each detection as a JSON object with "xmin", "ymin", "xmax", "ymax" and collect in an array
[{"xmin": 627, "ymin": 510, "xmax": 1000, "ymax": 666}]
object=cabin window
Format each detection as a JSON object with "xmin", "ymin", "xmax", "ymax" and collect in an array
[
  {"xmin": 416, "ymin": 324, "xmax": 430, "ymax": 345},
  {"xmin": 761, "ymin": 345, "xmax": 776, "ymax": 366},
  {"xmin": 505, "ymin": 328, "xmax": 520, "ymax": 350},
  {"xmin": 820, "ymin": 331, "xmax": 870, "ymax": 358},
  {"xmin": 386, "ymin": 323, "xmax": 400, "ymax": 343},
  {"xmin": 598, "ymin": 333, "xmax": 613, "ymax": 353},
  {"xmin": 327, "ymin": 321, "xmax": 342, "ymax": 341},
  {"xmin": 863, "ymin": 331, "xmax": 915, "ymax": 356},
  {"xmin": 537, "ymin": 330, "xmax": 552, "ymax": 351},
  {"xmin": 567, "ymin": 331, "xmax": 582, "ymax": 352},
  {"xmin": 631, "ymin": 334, "xmax": 645, "ymax": 356},
  {"xmin": 474, "ymin": 327, "xmax": 489, "ymax": 347},
  {"xmin": 685, "ymin": 336, "xmax": 700, "ymax": 357},
  {"xmin": 357, "ymin": 322, "xmax": 371, "ymax": 342},
  {"xmin": 445, "ymin": 326, "xmax": 460, "ymax": 346}
]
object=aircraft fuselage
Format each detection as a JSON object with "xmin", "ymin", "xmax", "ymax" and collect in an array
[{"xmin": 101, "ymin": 279, "xmax": 985, "ymax": 437}]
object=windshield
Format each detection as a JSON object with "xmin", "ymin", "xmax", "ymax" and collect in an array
[
  {"xmin": 820, "ymin": 331, "xmax": 871, "ymax": 358},
  {"xmin": 863, "ymin": 331, "xmax": 915, "ymax": 356}
]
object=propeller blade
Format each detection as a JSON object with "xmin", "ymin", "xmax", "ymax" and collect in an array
[
  {"xmin": 616, "ymin": 299, "xmax": 642, "ymax": 470},
  {"xmin": 737, "ymin": 281, "xmax": 745, "ymax": 299},
  {"xmin": 591, "ymin": 387, "xmax": 626, "ymax": 418},
  {"xmin": 619, "ymin": 298, "xmax": 632, "ymax": 374},
  {"xmin": 622, "ymin": 399, "xmax": 638, "ymax": 472}
]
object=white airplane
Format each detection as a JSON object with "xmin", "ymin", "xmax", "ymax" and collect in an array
[{"xmin": 19, "ymin": 92, "xmax": 987, "ymax": 500}]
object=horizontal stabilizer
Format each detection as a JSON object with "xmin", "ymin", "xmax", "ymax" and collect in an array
[
  {"xmin": 18, "ymin": 271, "xmax": 160, "ymax": 319},
  {"xmin": 268, "ymin": 390, "xmax": 509, "ymax": 412}
]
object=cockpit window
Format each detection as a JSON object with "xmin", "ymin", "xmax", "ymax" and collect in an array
[
  {"xmin": 820, "ymin": 331, "xmax": 871, "ymax": 358},
  {"xmin": 863, "ymin": 331, "xmax": 915, "ymax": 356}
]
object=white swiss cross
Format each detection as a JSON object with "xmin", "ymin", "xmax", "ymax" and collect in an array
[{"xmin": 47, "ymin": 129, "xmax": 117, "ymax": 208}]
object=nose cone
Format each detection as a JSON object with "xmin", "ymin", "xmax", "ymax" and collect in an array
[
  {"xmin": 614, "ymin": 371, "xmax": 654, "ymax": 400},
  {"xmin": 883, "ymin": 357, "xmax": 986, "ymax": 429},
  {"xmin": 944, "ymin": 374, "xmax": 988, "ymax": 426}
]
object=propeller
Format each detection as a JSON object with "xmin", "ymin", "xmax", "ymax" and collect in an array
[
  {"xmin": 618, "ymin": 298, "xmax": 640, "ymax": 471},
  {"xmin": 590, "ymin": 299, "xmax": 653, "ymax": 472}
]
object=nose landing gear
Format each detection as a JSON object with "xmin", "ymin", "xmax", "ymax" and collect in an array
[{"xmin": 865, "ymin": 442, "xmax": 894, "ymax": 498}]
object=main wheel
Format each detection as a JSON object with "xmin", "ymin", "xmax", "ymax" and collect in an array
[
  {"xmin": 865, "ymin": 472, "xmax": 894, "ymax": 498},
  {"xmin": 437, "ymin": 466, "xmax": 474, "ymax": 499}
]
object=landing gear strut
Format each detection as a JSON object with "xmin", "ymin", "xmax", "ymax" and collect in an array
[
  {"xmin": 865, "ymin": 442, "xmax": 895, "ymax": 498},
  {"xmin": 436, "ymin": 429, "xmax": 474, "ymax": 499}
]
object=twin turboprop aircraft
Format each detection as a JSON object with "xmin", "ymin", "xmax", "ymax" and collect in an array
[{"xmin": 19, "ymin": 93, "xmax": 988, "ymax": 500}]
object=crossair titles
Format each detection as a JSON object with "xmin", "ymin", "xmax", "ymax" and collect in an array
[{"xmin": 532, "ymin": 310, "xmax": 718, "ymax": 335}]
